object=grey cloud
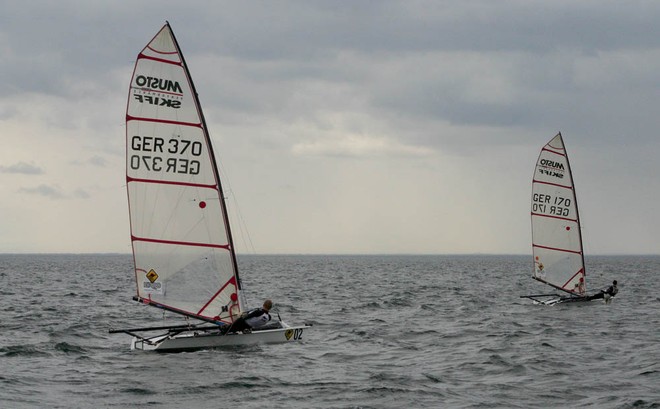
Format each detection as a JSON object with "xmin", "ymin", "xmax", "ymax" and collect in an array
[
  {"xmin": 73, "ymin": 189, "xmax": 90, "ymax": 199},
  {"xmin": 0, "ymin": 162, "xmax": 44, "ymax": 175},
  {"xmin": 69, "ymin": 156, "xmax": 109, "ymax": 168},
  {"xmin": 18, "ymin": 184, "xmax": 64, "ymax": 199},
  {"xmin": 3, "ymin": 2, "xmax": 660, "ymax": 89},
  {"xmin": 88, "ymin": 156, "xmax": 107, "ymax": 167},
  {"xmin": 17, "ymin": 185, "xmax": 91, "ymax": 200}
]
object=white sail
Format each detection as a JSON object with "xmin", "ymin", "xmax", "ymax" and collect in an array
[
  {"xmin": 126, "ymin": 23, "xmax": 242, "ymax": 323},
  {"xmin": 531, "ymin": 133, "xmax": 586, "ymax": 296}
]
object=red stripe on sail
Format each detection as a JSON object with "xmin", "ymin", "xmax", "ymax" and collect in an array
[
  {"xmin": 561, "ymin": 268, "xmax": 585, "ymax": 291},
  {"xmin": 126, "ymin": 176, "xmax": 217, "ymax": 190},
  {"xmin": 145, "ymin": 45, "xmax": 179, "ymax": 56},
  {"xmin": 126, "ymin": 114, "xmax": 202, "ymax": 128},
  {"xmin": 532, "ymin": 179, "xmax": 573, "ymax": 190},
  {"xmin": 197, "ymin": 276, "xmax": 237, "ymax": 316},
  {"xmin": 138, "ymin": 297, "xmax": 220, "ymax": 323},
  {"xmin": 137, "ymin": 53, "xmax": 182, "ymax": 66},
  {"xmin": 542, "ymin": 146, "xmax": 565, "ymax": 156},
  {"xmin": 132, "ymin": 235, "xmax": 230, "ymax": 250},
  {"xmin": 531, "ymin": 212, "xmax": 577, "ymax": 223},
  {"xmin": 532, "ymin": 243, "xmax": 582, "ymax": 255}
]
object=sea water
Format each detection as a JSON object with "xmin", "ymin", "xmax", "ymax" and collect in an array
[{"xmin": 0, "ymin": 254, "xmax": 658, "ymax": 408}]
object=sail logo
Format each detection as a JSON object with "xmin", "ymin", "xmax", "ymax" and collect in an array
[
  {"xmin": 146, "ymin": 269, "xmax": 159, "ymax": 283},
  {"xmin": 538, "ymin": 159, "xmax": 565, "ymax": 179},
  {"xmin": 133, "ymin": 75, "xmax": 183, "ymax": 109},
  {"xmin": 135, "ymin": 75, "xmax": 182, "ymax": 94},
  {"xmin": 133, "ymin": 94, "xmax": 181, "ymax": 109},
  {"xmin": 142, "ymin": 281, "xmax": 162, "ymax": 292},
  {"xmin": 142, "ymin": 269, "xmax": 163, "ymax": 293},
  {"xmin": 539, "ymin": 159, "xmax": 564, "ymax": 171}
]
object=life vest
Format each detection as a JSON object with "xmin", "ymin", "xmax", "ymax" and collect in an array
[{"xmin": 245, "ymin": 308, "xmax": 271, "ymax": 328}]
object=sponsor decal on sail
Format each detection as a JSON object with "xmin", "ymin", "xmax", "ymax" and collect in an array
[
  {"xmin": 135, "ymin": 75, "xmax": 183, "ymax": 93},
  {"xmin": 132, "ymin": 75, "xmax": 183, "ymax": 109},
  {"xmin": 538, "ymin": 159, "xmax": 565, "ymax": 179},
  {"xmin": 146, "ymin": 269, "xmax": 159, "ymax": 283},
  {"xmin": 133, "ymin": 94, "xmax": 181, "ymax": 108},
  {"xmin": 143, "ymin": 269, "xmax": 162, "ymax": 293},
  {"xmin": 539, "ymin": 159, "xmax": 564, "ymax": 171}
]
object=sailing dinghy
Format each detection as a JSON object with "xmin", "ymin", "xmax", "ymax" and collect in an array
[
  {"xmin": 110, "ymin": 22, "xmax": 309, "ymax": 351},
  {"xmin": 521, "ymin": 133, "xmax": 599, "ymax": 305}
]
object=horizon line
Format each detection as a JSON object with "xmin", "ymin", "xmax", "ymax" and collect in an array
[{"xmin": 0, "ymin": 252, "xmax": 658, "ymax": 257}]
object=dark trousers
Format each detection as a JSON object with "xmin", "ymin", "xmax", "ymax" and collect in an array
[
  {"xmin": 587, "ymin": 292, "xmax": 605, "ymax": 301},
  {"xmin": 222, "ymin": 317, "xmax": 251, "ymax": 334}
]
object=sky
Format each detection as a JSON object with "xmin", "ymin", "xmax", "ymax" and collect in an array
[{"xmin": 1, "ymin": 0, "xmax": 659, "ymax": 255}]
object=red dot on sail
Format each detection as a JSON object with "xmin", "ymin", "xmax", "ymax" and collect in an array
[
  {"xmin": 230, "ymin": 293, "xmax": 238, "ymax": 302},
  {"xmin": 199, "ymin": 201, "xmax": 207, "ymax": 209},
  {"xmin": 566, "ymin": 226, "xmax": 570, "ymax": 231}
]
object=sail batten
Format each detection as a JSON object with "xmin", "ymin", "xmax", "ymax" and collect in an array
[
  {"xmin": 532, "ymin": 244, "xmax": 582, "ymax": 255},
  {"xmin": 532, "ymin": 180, "xmax": 572, "ymax": 190},
  {"xmin": 126, "ymin": 115, "xmax": 202, "ymax": 128},
  {"xmin": 126, "ymin": 177, "xmax": 218, "ymax": 189},
  {"xmin": 531, "ymin": 213, "xmax": 577, "ymax": 223},
  {"xmin": 131, "ymin": 236, "xmax": 230, "ymax": 249},
  {"xmin": 126, "ymin": 22, "xmax": 242, "ymax": 323},
  {"xmin": 531, "ymin": 133, "xmax": 586, "ymax": 296},
  {"xmin": 541, "ymin": 148, "xmax": 565, "ymax": 156},
  {"xmin": 142, "ymin": 49, "xmax": 181, "ymax": 58}
]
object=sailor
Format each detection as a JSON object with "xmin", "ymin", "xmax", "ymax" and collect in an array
[
  {"xmin": 223, "ymin": 299, "xmax": 273, "ymax": 334},
  {"xmin": 587, "ymin": 280, "xmax": 618, "ymax": 301}
]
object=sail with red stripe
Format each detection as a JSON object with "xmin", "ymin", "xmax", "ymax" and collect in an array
[
  {"xmin": 126, "ymin": 23, "xmax": 242, "ymax": 323},
  {"xmin": 531, "ymin": 133, "xmax": 586, "ymax": 296}
]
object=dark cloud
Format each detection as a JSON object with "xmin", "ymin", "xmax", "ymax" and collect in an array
[
  {"xmin": 0, "ymin": 1, "xmax": 658, "ymax": 254},
  {"xmin": 1, "ymin": 2, "xmax": 658, "ymax": 147},
  {"xmin": 3, "ymin": 1, "xmax": 660, "ymax": 90}
]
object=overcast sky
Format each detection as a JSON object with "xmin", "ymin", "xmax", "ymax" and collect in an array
[{"xmin": 1, "ymin": 0, "xmax": 659, "ymax": 255}]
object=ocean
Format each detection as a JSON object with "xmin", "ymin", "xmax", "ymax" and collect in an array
[{"xmin": 0, "ymin": 254, "xmax": 658, "ymax": 408}]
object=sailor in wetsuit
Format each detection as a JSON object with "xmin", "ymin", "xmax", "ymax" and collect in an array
[
  {"xmin": 224, "ymin": 299, "xmax": 273, "ymax": 334},
  {"xmin": 587, "ymin": 280, "xmax": 618, "ymax": 301}
]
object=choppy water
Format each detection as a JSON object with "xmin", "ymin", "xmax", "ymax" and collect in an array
[{"xmin": 0, "ymin": 254, "xmax": 658, "ymax": 408}]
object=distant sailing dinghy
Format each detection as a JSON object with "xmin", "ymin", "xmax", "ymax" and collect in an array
[
  {"xmin": 521, "ymin": 133, "xmax": 605, "ymax": 306},
  {"xmin": 110, "ymin": 22, "xmax": 309, "ymax": 351}
]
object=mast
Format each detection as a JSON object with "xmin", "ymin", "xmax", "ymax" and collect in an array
[{"xmin": 165, "ymin": 22, "xmax": 243, "ymax": 300}]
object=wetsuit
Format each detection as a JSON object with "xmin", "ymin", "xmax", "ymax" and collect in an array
[
  {"xmin": 225, "ymin": 308, "xmax": 271, "ymax": 333},
  {"xmin": 588, "ymin": 284, "xmax": 618, "ymax": 300}
]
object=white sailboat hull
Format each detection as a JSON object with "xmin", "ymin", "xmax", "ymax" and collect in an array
[
  {"xmin": 131, "ymin": 324, "xmax": 310, "ymax": 352},
  {"xmin": 533, "ymin": 297, "xmax": 587, "ymax": 306},
  {"xmin": 529, "ymin": 295, "xmax": 615, "ymax": 306}
]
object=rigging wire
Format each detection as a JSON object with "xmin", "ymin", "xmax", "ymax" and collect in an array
[
  {"xmin": 212, "ymin": 142, "xmax": 258, "ymax": 307},
  {"xmin": 213, "ymin": 141, "xmax": 257, "ymax": 255}
]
